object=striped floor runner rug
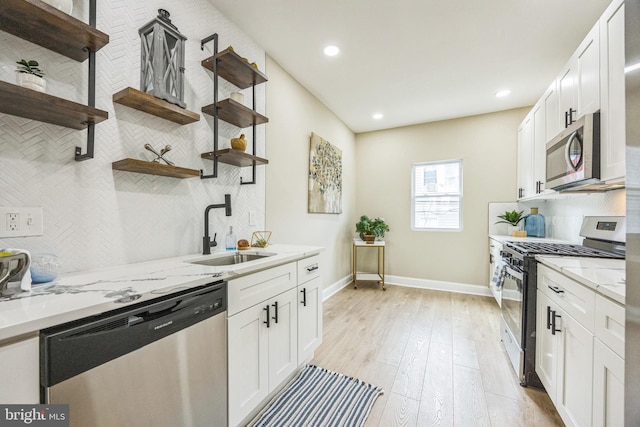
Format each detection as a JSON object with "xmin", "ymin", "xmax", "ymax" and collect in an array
[{"xmin": 249, "ymin": 365, "xmax": 384, "ymax": 427}]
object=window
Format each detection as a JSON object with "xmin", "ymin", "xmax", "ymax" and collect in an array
[{"xmin": 412, "ymin": 159, "xmax": 463, "ymax": 230}]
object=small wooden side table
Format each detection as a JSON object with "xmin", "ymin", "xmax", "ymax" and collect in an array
[{"xmin": 352, "ymin": 238, "xmax": 385, "ymax": 290}]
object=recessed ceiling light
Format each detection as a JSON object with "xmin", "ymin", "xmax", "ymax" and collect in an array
[
  {"xmin": 372, "ymin": 113, "xmax": 383, "ymax": 120},
  {"xmin": 323, "ymin": 45, "xmax": 340, "ymax": 57},
  {"xmin": 496, "ymin": 89, "xmax": 511, "ymax": 98}
]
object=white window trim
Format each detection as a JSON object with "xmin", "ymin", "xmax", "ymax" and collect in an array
[{"xmin": 411, "ymin": 159, "xmax": 464, "ymax": 232}]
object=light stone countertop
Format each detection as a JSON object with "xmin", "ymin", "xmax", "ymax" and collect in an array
[
  {"xmin": 535, "ymin": 255, "xmax": 625, "ymax": 305},
  {"xmin": 0, "ymin": 244, "xmax": 322, "ymax": 341}
]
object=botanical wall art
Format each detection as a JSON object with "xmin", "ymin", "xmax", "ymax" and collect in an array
[{"xmin": 308, "ymin": 132, "xmax": 342, "ymax": 214}]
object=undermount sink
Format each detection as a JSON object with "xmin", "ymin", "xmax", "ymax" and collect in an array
[{"xmin": 188, "ymin": 251, "xmax": 275, "ymax": 267}]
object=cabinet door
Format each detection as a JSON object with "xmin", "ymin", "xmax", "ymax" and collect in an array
[
  {"xmin": 532, "ymin": 102, "xmax": 547, "ymax": 195},
  {"xmin": 228, "ymin": 303, "xmax": 269, "ymax": 427},
  {"xmin": 556, "ymin": 309, "xmax": 594, "ymax": 427},
  {"xmin": 599, "ymin": 0, "xmax": 626, "ymax": 183},
  {"xmin": 517, "ymin": 115, "xmax": 534, "ymax": 199},
  {"xmin": 0, "ymin": 334, "xmax": 39, "ymax": 403},
  {"xmin": 576, "ymin": 23, "xmax": 600, "ymax": 116},
  {"xmin": 298, "ymin": 276, "xmax": 323, "ymax": 362},
  {"xmin": 536, "ymin": 291, "xmax": 557, "ymax": 401},
  {"xmin": 268, "ymin": 288, "xmax": 298, "ymax": 390},
  {"xmin": 544, "ymin": 80, "xmax": 560, "ymax": 142},
  {"xmin": 558, "ymin": 61, "xmax": 576, "ymax": 128},
  {"xmin": 592, "ymin": 339, "xmax": 624, "ymax": 427}
]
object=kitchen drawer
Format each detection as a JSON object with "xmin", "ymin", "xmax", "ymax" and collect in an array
[
  {"xmin": 228, "ymin": 262, "xmax": 297, "ymax": 316},
  {"xmin": 297, "ymin": 254, "xmax": 321, "ymax": 285},
  {"xmin": 538, "ymin": 265, "xmax": 596, "ymax": 332},
  {"xmin": 595, "ymin": 294, "xmax": 625, "ymax": 357}
]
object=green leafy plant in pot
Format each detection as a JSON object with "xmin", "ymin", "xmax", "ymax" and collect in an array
[
  {"xmin": 495, "ymin": 210, "xmax": 526, "ymax": 236},
  {"xmin": 15, "ymin": 59, "xmax": 46, "ymax": 92},
  {"xmin": 355, "ymin": 215, "xmax": 390, "ymax": 244}
]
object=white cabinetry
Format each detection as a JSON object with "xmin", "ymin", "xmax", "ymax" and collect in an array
[
  {"xmin": 517, "ymin": 114, "xmax": 534, "ymax": 199},
  {"xmin": 297, "ymin": 255, "xmax": 323, "ymax": 363},
  {"xmin": 0, "ymin": 334, "xmax": 39, "ymax": 403},
  {"xmin": 558, "ymin": 22, "xmax": 601, "ymax": 128},
  {"xmin": 536, "ymin": 265, "xmax": 595, "ymax": 427},
  {"xmin": 592, "ymin": 294, "xmax": 625, "ymax": 427},
  {"xmin": 227, "ymin": 263, "xmax": 298, "ymax": 427},
  {"xmin": 599, "ymin": 0, "xmax": 626, "ymax": 183}
]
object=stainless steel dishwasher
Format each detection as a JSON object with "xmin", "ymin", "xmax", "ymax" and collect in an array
[{"xmin": 40, "ymin": 281, "xmax": 227, "ymax": 427}]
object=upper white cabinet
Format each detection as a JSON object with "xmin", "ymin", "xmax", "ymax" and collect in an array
[
  {"xmin": 517, "ymin": 0, "xmax": 626, "ymax": 199},
  {"xmin": 558, "ymin": 22, "xmax": 601, "ymax": 128},
  {"xmin": 599, "ymin": 0, "xmax": 626, "ymax": 183}
]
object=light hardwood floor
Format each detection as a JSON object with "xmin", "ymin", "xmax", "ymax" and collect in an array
[{"xmin": 311, "ymin": 284, "xmax": 564, "ymax": 427}]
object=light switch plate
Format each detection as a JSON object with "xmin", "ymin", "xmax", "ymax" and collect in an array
[
  {"xmin": 0, "ymin": 207, "xmax": 44, "ymax": 237},
  {"xmin": 248, "ymin": 211, "xmax": 256, "ymax": 226}
]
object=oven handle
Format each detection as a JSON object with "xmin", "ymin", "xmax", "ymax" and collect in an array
[{"xmin": 505, "ymin": 265, "xmax": 523, "ymax": 281}]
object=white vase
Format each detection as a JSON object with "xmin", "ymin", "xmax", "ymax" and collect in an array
[
  {"xmin": 41, "ymin": 0, "xmax": 73, "ymax": 15},
  {"xmin": 16, "ymin": 73, "xmax": 46, "ymax": 93}
]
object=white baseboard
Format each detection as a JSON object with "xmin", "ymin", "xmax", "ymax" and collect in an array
[{"xmin": 323, "ymin": 274, "xmax": 492, "ymax": 301}]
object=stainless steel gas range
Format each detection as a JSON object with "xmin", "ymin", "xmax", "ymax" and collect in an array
[{"xmin": 498, "ymin": 216, "xmax": 625, "ymax": 388}]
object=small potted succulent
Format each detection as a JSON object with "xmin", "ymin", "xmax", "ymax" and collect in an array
[
  {"xmin": 355, "ymin": 215, "xmax": 390, "ymax": 244},
  {"xmin": 15, "ymin": 59, "xmax": 46, "ymax": 93},
  {"xmin": 495, "ymin": 210, "xmax": 526, "ymax": 237}
]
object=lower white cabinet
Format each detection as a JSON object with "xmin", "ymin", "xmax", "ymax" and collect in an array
[
  {"xmin": 537, "ymin": 264, "xmax": 626, "ymax": 427},
  {"xmin": 228, "ymin": 287, "xmax": 298, "ymax": 427},
  {"xmin": 592, "ymin": 338, "xmax": 624, "ymax": 427},
  {"xmin": 297, "ymin": 276, "xmax": 322, "ymax": 362},
  {"xmin": 0, "ymin": 334, "xmax": 39, "ymax": 403}
]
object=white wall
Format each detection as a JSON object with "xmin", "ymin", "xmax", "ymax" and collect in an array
[
  {"xmin": 355, "ymin": 108, "xmax": 529, "ymax": 287},
  {"xmin": 265, "ymin": 58, "xmax": 356, "ymax": 291},
  {"xmin": 0, "ymin": 0, "xmax": 266, "ymax": 272}
]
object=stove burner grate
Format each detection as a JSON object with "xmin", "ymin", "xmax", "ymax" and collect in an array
[{"xmin": 506, "ymin": 242, "xmax": 624, "ymax": 258}]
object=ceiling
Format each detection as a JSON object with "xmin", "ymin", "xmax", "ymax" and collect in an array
[{"xmin": 208, "ymin": 0, "xmax": 612, "ymax": 133}]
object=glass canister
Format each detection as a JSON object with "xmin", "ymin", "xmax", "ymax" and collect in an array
[{"xmin": 524, "ymin": 208, "xmax": 545, "ymax": 237}]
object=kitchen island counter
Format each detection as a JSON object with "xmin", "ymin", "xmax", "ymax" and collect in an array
[{"xmin": 0, "ymin": 244, "xmax": 322, "ymax": 341}]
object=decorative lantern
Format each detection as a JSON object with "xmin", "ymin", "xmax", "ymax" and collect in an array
[{"xmin": 138, "ymin": 9, "xmax": 186, "ymax": 108}]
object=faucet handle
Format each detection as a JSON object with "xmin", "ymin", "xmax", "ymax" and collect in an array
[{"xmin": 211, "ymin": 233, "xmax": 217, "ymax": 247}]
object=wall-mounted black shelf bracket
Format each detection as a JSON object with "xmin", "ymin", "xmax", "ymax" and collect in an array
[
  {"xmin": 200, "ymin": 32, "xmax": 219, "ymax": 179},
  {"xmin": 75, "ymin": 0, "xmax": 98, "ymax": 161}
]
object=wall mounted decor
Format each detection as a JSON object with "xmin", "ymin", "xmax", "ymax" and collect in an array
[
  {"xmin": 139, "ymin": 9, "xmax": 186, "ymax": 108},
  {"xmin": 308, "ymin": 132, "xmax": 342, "ymax": 214}
]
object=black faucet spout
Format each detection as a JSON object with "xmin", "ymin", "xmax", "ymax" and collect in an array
[{"xmin": 203, "ymin": 194, "xmax": 232, "ymax": 255}]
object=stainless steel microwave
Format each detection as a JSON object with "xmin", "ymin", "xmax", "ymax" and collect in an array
[{"xmin": 546, "ymin": 111, "xmax": 600, "ymax": 191}]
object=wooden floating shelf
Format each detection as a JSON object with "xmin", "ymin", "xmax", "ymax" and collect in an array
[
  {"xmin": 0, "ymin": 81, "xmax": 108, "ymax": 129},
  {"xmin": 201, "ymin": 98, "xmax": 268, "ymax": 128},
  {"xmin": 112, "ymin": 87, "xmax": 200, "ymax": 125},
  {"xmin": 0, "ymin": 0, "xmax": 109, "ymax": 62},
  {"xmin": 201, "ymin": 47, "xmax": 268, "ymax": 89},
  {"xmin": 201, "ymin": 149, "xmax": 269, "ymax": 168},
  {"xmin": 112, "ymin": 158, "xmax": 200, "ymax": 179}
]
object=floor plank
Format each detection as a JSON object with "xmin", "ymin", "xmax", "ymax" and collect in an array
[{"xmin": 311, "ymin": 285, "xmax": 564, "ymax": 427}]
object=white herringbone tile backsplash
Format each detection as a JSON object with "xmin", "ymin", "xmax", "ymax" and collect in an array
[{"xmin": 0, "ymin": 0, "xmax": 267, "ymax": 273}]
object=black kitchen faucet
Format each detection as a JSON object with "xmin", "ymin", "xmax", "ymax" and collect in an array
[{"xmin": 203, "ymin": 194, "xmax": 232, "ymax": 255}]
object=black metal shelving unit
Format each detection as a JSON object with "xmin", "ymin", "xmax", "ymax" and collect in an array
[{"xmin": 199, "ymin": 33, "xmax": 269, "ymax": 184}]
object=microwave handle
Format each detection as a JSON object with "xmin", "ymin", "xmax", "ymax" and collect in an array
[{"xmin": 564, "ymin": 131, "xmax": 582, "ymax": 171}]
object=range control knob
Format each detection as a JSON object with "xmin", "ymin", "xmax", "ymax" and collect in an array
[{"xmin": 500, "ymin": 251, "xmax": 511, "ymax": 258}]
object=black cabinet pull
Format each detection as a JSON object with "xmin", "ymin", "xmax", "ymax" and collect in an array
[
  {"xmin": 301, "ymin": 288, "xmax": 307, "ymax": 307},
  {"xmin": 546, "ymin": 306, "xmax": 552, "ymax": 330},
  {"xmin": 565, "ymin": 110, "xmax": 569, "ymax": 128},
  {"xmin": 272, "ymin": 301, "xmax": 279, "ymax": 324},
  {"xmin": 551, "ymin": 310, "xmax": 561, "ymax": 335},
  {"xmin": 569, "ymin": 108, "xmax": 576, "ymax": 125},
  {"xmin": 306, "ymin": 265, "xmax": 319, "ymax": 272},
  {"xmin": 263, "ymin": 305, "xmax": 270, "ymax": 328},
  {"xmin": 548, "ymin": 285, "xmax": 565, "ymax": 294}
]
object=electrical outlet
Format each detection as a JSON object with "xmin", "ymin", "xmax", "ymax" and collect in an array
[
  {"xmin": 0, "ymin": 207, "xmax": 43, "ymax": 237},
  {"xmin": 7, "ymin": 213, "xmax": 19, "ymax": 231}
]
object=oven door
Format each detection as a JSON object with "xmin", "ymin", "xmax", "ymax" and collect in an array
[{"xmin": 501, "ymin": 265, "xmax": 524, "ymax": 346}]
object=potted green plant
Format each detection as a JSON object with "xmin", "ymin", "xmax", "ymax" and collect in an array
[
  {"xmin": 355, "ymin": 215, "xmax": 390, "ymax": 244},
  {"xmin": 15, "ymin": 59, "xmax": 46, "ymax": 93},
  {"xmin": 495, "ymin": 210, "xmax": 526, "ymax": 236}
]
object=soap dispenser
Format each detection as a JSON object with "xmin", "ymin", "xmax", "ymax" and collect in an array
[
  {"xmin": 524, "ymin": 207, "xmax": 545, "ymax": 237},
  {"xmin": 225, "ymin": 226, "xmax": 237, "ymax": 251}
]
